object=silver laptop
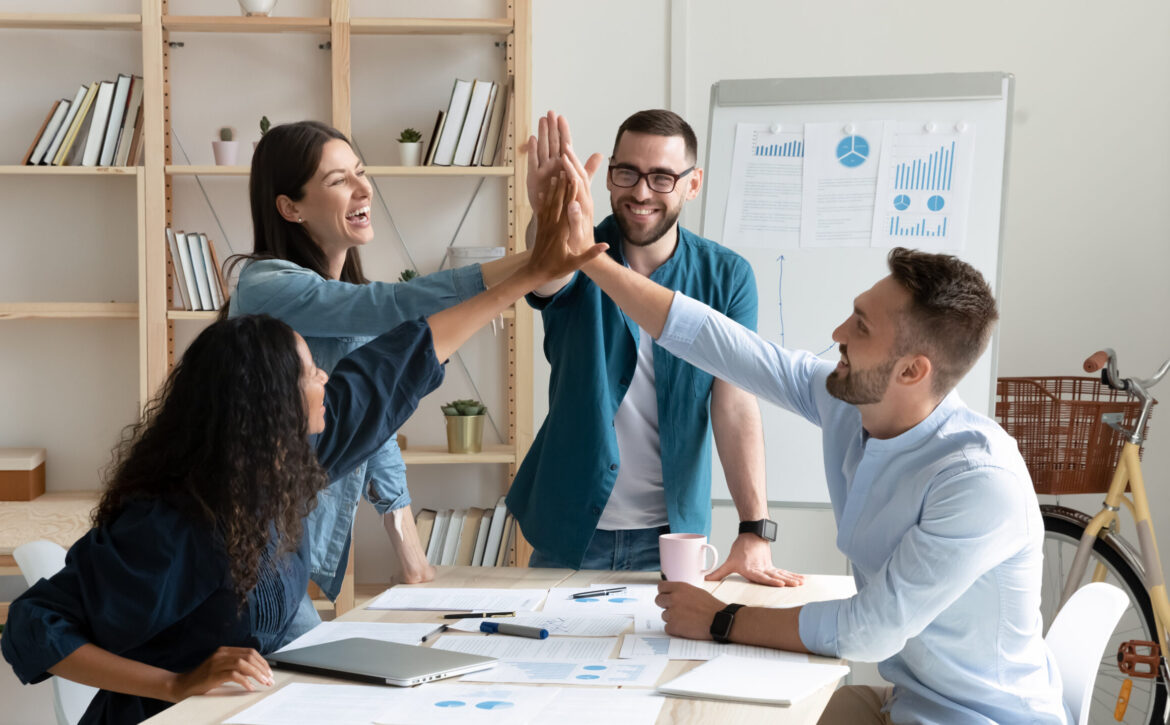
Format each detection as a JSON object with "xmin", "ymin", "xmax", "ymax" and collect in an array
[{"xmin": 266, "ymin": 637, "xmax": 496, "ymax": 687}]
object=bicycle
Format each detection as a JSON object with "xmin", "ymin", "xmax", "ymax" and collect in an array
[{"xmin": 998, "ymin": 350, "xmax": 1170, "ymax": 724}]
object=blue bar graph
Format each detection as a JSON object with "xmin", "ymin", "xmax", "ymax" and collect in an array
[
  {"xmin": 754, "ymin": 140, "xmax": 804, "ymax": 158},
  {"xmin": 889, "ymin": 215, "xmax": 948, "ymax": 238},
  {"xmin": 893, "ymin": 141, "xmax": 956, "ymax": 192}
]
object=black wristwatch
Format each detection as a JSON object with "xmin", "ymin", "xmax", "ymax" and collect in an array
[
  {"xmin": 739, "ymin": 518, "xmax": 778, "ymax": 542},
  {"xmin": 710, "ymin": 602, "xmax": 745, "ymax": 644}
]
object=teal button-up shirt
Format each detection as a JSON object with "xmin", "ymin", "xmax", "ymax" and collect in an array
[{"xmin": 508, "ymin": 216, "xmax": 757, "ymax": 567}]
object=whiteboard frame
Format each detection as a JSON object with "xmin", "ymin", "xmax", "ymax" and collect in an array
[{"xmin": 700, "ymin": 72, "xmax": 1015, "ymax": 507}]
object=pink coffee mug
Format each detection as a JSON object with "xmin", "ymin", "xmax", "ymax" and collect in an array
[{"xmin": 659, "ymin": 533, "xmax": 718, "ymax": 586}]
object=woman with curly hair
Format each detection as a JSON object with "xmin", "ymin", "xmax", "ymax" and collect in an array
[{"xmin": 0, "ymin": 171, "xmax": 603, "ymax": 725}]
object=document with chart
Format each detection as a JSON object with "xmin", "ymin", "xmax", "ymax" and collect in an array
[
  {"xmin": 720, "ymin": 123, "xmax": 804, "ymax": 248},
  {"xmin": 871, "ymin": 121, "xmax": 975, "ymax": 251},
  {"xmin": 799, "ymin": 121, "xmax": 888, "ymax": 248}
]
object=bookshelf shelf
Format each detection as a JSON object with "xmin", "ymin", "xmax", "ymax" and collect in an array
[
  {"xmin": 0, "ymin": 303, "xmax": 137, "ymax": 320},
  {"xmin": 167, "ymin": 310, "xmax": 218, "ymax": 321},
  {"xmin": 0, "ymin": 13, "xmax": 141, "ymax": 31},
  {"xmin": 350, "ymin": 18, "xmax": 513, "ymax": 36},
  {"xmin": 161, "ymin": 16, "xmax": 329, "ymax": 34},
  {"xmin": 0, "ymin": 166, "xmax": 138, "ymax": 176},
  {"xmin": 366, "ymin": 165, "xmax": 514, "ymax": 177},
  {"xmin": 401, "ymin": 445, "xmax": 516, "ymax": 465}
]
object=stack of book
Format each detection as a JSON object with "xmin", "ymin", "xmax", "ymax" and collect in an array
[
  {"xmin": 20, "ymin": 74, "xmax": 145, "ymax": 167},
  {"xmin": 416, "ymin": 496, "xmax": 516, "ymax": 567},
  {"xmin": 421, "ymin": 77, "xmax": 512, "ymax": 167},
  {"xmin": 166, "ymin": 228, "xmax": 227, "ymax": 312}
]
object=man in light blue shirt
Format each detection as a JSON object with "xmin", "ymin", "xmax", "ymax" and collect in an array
[{"xmin": 551, "ymin": 170, "xmax": 1068, "ymax": 724}]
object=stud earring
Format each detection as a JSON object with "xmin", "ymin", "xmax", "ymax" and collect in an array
[{"xmin": 297, "ymin": 217, "xmax": 304, "ymax": 223}]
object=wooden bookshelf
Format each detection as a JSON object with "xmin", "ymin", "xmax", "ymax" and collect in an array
[
  {"xmin": 350, "ymin": 18, "xmax": 514, "ymax": 36},
  {"xmin": 0, "ymin": 13, "xmax": 141, "ymax": 31},
  {"xmin": 401, "ymin": 445, "xmax": 516, "ymax": 465},
  {"xmin": 0, "ymin": 303, "xmax": 137, "ymax": 320},
  {"xmin": 164, "ymin": 165, "xmax": 515, "ymax": 177},
  {"xmin": 0, "ymin": 166, "xmax": 138, "ymax": 176},
  {"xmin": 161, "ymin": 16, "xmax": 329, "ymax": 34},
  {"xmin": 166, "ymin": 310, "xmax": 218, "ymax": 321}
]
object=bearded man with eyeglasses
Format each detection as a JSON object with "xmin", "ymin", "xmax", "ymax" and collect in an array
[{"xmin": 506, "ymin": 110, "xmax": 800, "ymax": 587}]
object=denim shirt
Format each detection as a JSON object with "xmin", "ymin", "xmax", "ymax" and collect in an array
[
  {"xmin": 658, "ymin": 293, "xmax": 1070, "ymax": 725},
  {"xmin": 230, "ymin": 258, "xmax": 484, "ymax": 598},
  {"xmin": 508, "ymin": 216, "xmax": 757, "ymax": 567}
]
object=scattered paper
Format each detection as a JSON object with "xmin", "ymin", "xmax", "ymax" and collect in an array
[
  {"xmin": 224, "ymin": 683, "xmax": 404, "ymax": 725},
  {"xmin": 619, "ymin": 634, "xmax": 808, "ymax": 663},
  {"xmin": 447, "ymin": 614, "xmax": 631, "ymax": 637},
  {"xmin": 541, "ymin": 585, "xmax": 662, "ymax": 619},
  {"xmin": 433, "ymin": 634, "xmax": 618, "ymax": 662},
  {"xmin": 365, "ymin": 587, "xmax": 547, "ymax": 612},
  {"xmin": 537, "ymin": 688, "xmax": 666, "ymax": 725},
  {"xmin": 634, "ymin": 614, "xmax": 666, "ymax": 634},
  {"xmin": 721, "ymin": 122, "xmax": 804, "ymax": 247},
  {"xmin": 657, "ymin": 654, "xmax": 849, "ymax": 706},
  {"xmin": 275, "ymin": 622, "xmax": 440, "ymax": 653},
  {"xmin": 459, "ymin": 656, "xmax": 669, "ymax": 687},
  {"xmin": 799, "ymin": 121, "xmax": 887, "ymax": 248},
  {"xmin": 376, "ymin": 685, "xmax": 560, "ymax": 725}
]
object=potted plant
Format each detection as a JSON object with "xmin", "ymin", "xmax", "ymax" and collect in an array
[
  {"xmin": 398, "ymin": 268, "xmax": 419, "ymax": 282},
  {"xmin": 254, "ymin": 115, "xmax": 270, "ymax": 151},
  {"xmin": 238, "ymin": 0, "xmax": 277, "ymax": 16},
  {"xmin": 212, "ymin": 126, "xmax": 238, "ymax": 166},
  {"xmin": 397, "ymin": 127, "xmax": 423, "ymax": 166},
  {"xmin": 441, "ymin": 399, "xmax": 486, "ymax": 454}
]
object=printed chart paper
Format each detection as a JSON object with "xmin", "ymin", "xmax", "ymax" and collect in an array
[
  {"xmin": 224, "ymin": 683, "xmax": 404, "ymax": 725},
  {"xmin": 275, "ymin": 622, "xmax": 440, "ymax": 653},
  {"xmin": 433, "ymin": 634, "xmax": 618, "ymax": 661},
  {"xmin": 871, "ymin": 121, "xmax": 975, "ymax": 251},
  {"xmin": 721, "ymin": 123, "xmax": 804, "ymax": 248},
  {"xmin": 459, "ymin": 656, "xmax": 669, "ymax": 687},
  {"xmin": 537, "ymin": 688, "xmax": 665, "ymax": 725},
  {"xmin": 448, "ymin": 614, "xmax": 632, "ymax": 637},
  {"xmin": 375, "ymin": 685, "xmax": 560, "ymax": 725},
  {"xmin": 619, "ymin": 634, "xmax": 809, "ymax": 662},
  {"xmin": 541, "ymin": 585, "xmax": 662, "ymax": 618},
  {"xmin": 800, "ymin": 121, "xmax": 887, "ymax": 248},
  {"xmin": 365, "ymin": 587, "xmax": 546, "ymax": 612}
]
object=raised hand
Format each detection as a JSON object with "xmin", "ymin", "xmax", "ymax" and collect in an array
[
  {"xmin": 525, "ymin": 112, "xmax": 604, "ymax": 212},
  {"xmin": 527, "ymin": 171, "xmax": 608, "ymax": 283},
  {"xmin": 168, "ymin": 646, "xmax": 274, "ymax": 701}
]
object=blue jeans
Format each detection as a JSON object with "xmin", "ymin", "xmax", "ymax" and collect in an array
[
  {"xmin": 280, "ymin": 592, "xmax": 322, "ymax": 647},
  {"xmin": 529, "ymin": 525, "xmax": 668, "ymax": 570}
]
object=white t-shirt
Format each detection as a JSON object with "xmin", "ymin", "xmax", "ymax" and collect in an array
[{"xmin": 598, "ymin": 327, "xmax": 668, "ymax": 530}]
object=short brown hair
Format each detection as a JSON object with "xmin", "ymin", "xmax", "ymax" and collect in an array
[
  {"xmin": 887, "ymin": 247, "xmax": 998, "ymax": 395},
  {"xmin": 613, "ymin": 109, "xmax": 698, "ymax": 164}
]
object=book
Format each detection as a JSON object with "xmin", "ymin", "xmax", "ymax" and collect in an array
[
  {"xmin": 431, "ymin": 78, "xmax": 473, "ymax": 166},
  {"xmin": 125, "ymin": 99, "xmax": 146, "ymax": 166},
  {"xmin": 471, "ymin": 510, "xmax": 492, "ymax": 566},
  {"xmin": 656, "ymin": 655, "xmax": 850, "ymax": 706},
  {"xmin": 113, "ymin": 75, "xmax": 144, "ymax": 166},
  {"xmin": 80, "ymin": 80, "xmax": 115, "ymax": 166},
  {"xmin": 452, "ymin": 80, "xmax": 494, "ymax": 166},
  {"xmin": 439, "ymin": 509, "xmax": 465, "ymax": 566},
  {"xmin": 99, "ymin": 74, "xmax": 132, "ymax": 166},
  {"xmin": 455, "ymin": 507, "xmax": 486, "ymax": 566},
  {"xmin": 481, "ymin": 78, "xmax": 512, "ymax": 166},
  {"xmin": 414, "ymin": 508, "xmax": 437, "ymax": 551},
  {"xmin": 165, "ymin": 228, "xmax": 192, "ymax": 310},
  {"xmin": 197, "ymin": 234, "xmax": 223, "ymax": 309},
  {"xmin": 422, "ymin": 110, "xmax": 445, "ymax": 166},
  {"xmin": 42, "ymin": 85, "xmax": 89, "ymax": 166},
  {"xmin": 23, "ymin": 100, "xmax": 64, "ymax": 166},
  {"xmin": 426, "ymin": 509, "xmax": 452, "ymax": 565},
  {"xmin": 53, "ymin": 82, "xmax": 98, "ymax": 166},
  {"xmin": 206, "ymin": 236, "xmax": 227, "ymax": 306},
  {"xmin": 480, "ymin": 495, "xmax": 508, "ymax": 568},
  {"xmin": 471, "ymin": 82, "xmax": 498, "ymax": 166},
  {"xmin": 494, "ymin": 512, "xmax": 515, "ymax": 567},
  {"xmin": 174, "ymin": 232, "xmax": 203, "ymax": 310},
  {"xmin": 185, "ymin": 232, "xmax": 214, "ymax": 310}
]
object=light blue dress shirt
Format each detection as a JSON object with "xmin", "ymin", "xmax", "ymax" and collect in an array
[{"xmin": 658, "ymin": 292, "xmax": 1070, "ymax": 725}]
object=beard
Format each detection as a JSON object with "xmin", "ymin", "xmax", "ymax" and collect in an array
[
  {"xmin": 612, "ymin": 195, "xmax": 684, "ymax": 247},
  {"xmin": 825, "ymin": 354, "xmax": 896, "ymax": 405}
]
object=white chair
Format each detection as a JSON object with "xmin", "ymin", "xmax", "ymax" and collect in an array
[
  {"xmin": 1044, "ymin": 581, "xmax": 1130, "ymax": 725},
  {"xmin": 13, "ymin": 540, "xmax": 98, "ymax": 725}
]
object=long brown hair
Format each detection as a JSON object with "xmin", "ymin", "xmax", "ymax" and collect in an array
[{"xmin": 95, "ymin": 315, "xmax": 329, "ymax": 602}]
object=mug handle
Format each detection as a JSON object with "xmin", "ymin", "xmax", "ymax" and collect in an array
[{"xmin": 700, "ymin": 543, "xmax": 719, "ymax": 575}]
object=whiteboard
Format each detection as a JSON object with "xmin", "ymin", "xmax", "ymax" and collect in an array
[{"xmin": 701, "ymin": 73, "xmax": 1013, "ymax": 505}]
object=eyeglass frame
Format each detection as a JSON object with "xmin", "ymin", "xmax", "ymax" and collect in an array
[{"xmin": 607, "ymin": 160, "xmax": 696, "ymax": 194}]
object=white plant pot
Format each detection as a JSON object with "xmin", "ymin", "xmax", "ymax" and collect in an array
[
  {"xmin": 212, "ymin": 140, "xmax": 239, "ymax": 166},
  {"xmin": 398, "ymin": 142, "xmax": 422, "ymax": 166},
  {"xmin": 238, "ymin": 0, "xmax": 277, "ymax": 16}
]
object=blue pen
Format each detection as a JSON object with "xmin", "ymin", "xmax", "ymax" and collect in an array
[{"xmin": 480, "ymin": 621, "xmax": 549, "ymax": 639}]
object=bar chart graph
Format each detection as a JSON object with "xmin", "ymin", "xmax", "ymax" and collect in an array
[
  {"xmin": 753, "ymin": 139, "xmax": 804, "ymax": 157},
  {"xmin": 888, "ymin": 215, "xmax": 948, "ymax": 238},
  {"xmin": 893, "ymin": 140, "xmax": 955, "ymax": 191}
]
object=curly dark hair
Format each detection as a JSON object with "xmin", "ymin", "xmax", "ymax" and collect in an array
[{"xmin": 95, "ymin": 315, "xmax": 329, "ymax": 603}]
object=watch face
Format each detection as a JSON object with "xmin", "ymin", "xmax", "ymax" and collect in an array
[
  {"xmin": 711, "ymin": 611, "xmax": 734, "ymax": 642},
  {"xmin": 763, "ymin": 519, "xmax": 778, "ymax": 541}
]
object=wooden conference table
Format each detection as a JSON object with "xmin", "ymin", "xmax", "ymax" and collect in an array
[{"xmin": 144, "ymin": 566, "xmax": 855, "ymax": 725}]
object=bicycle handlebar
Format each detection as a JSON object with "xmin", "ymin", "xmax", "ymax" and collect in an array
[{"xmin": 1084, "ymin": 351, "xmax": 1109, "ymax": 373}]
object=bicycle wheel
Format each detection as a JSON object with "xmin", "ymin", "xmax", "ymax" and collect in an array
[{"xmin": 1043, "ymin": 508, "xmax": 1168, "ymax": 724}]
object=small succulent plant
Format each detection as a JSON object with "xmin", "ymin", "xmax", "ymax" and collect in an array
[
  {"xmin": 218, "ymin": 126, "xmax": 235, "ymax": 142},
  {"xmin": 398, "ymin": 268, "xmax": 419, "ymax": 282},
  {"xmin": 397, "ymin": 127, "xmax": 423, "ymax": 144},
  {"xmin": 259, "ymin": 115, "xmax": 271, "ymax": 137},
  {"xmin": 441, "ymin": 399, "xmax": 486, "ymax": 416}
]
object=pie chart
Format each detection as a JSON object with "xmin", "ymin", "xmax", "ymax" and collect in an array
[
  {"xmin": 927, "ymin": 195, "xmax": 945, "ymax": 211},
  {"xmin": 836, "ymin": 135, "xmax": 869, "ymax": 168},
  {"xmin": 893, "ymin": 194, "xmax": 911, "ymax": 210}
]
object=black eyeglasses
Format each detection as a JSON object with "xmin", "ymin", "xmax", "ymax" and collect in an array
[{"xmin": 608, "ymin": 162, "xmax": 695, "ymax": 193}]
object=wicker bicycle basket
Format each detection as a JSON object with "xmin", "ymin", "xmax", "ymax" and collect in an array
[{"xmin": 995, "ymin": 377, "xmax": 1154, "ymax": 495}]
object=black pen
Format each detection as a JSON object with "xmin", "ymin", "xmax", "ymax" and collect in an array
[
  {"xmin": 420, "ymin": 624, "xmax": 448, "ymax": 643},
  {"xmin": 442, "ymin": 611, "xmax": 516, "ymax": 620},
  {"xmin": 570, "ymin": 586, "xmax": 627, "ymax": 599}
]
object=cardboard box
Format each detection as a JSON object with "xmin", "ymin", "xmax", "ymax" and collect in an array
[{"xmin": 0, "ymin": 448, "xmax": 46, "ymax": 501}]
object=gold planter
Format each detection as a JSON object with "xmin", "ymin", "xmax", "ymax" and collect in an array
[{"xmin": 445, "ymin": 415, "xmax": 484, "ymax": 454}]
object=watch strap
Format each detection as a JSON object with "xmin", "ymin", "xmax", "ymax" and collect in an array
[
  {"xmin": 710, "ymin": 602, "xmax": 745, "ymax": 644},
  {"xmin": 738, "ymin": 518, "xmax": 778, "ymax": 542}
]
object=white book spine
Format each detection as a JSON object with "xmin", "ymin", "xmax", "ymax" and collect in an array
[
  {"xmin": 439, "ymin": 510, "xmax": 465, "ymax": 566},
  {"xmin": 481, "ymin": 495, "xmax": 508, "ymax": 567},
  {"xmin": 471, "ymin": 511, "xmax": 492, "ymax": 566},
  {"xmin": 198, "ymin": 234, "xmax": 223, "ymax": 309},
  {"xmin": 452, "ymin": 80, "xmax": 493, "ymax": 167},
  {"xmin": 29, "ymin": 102, "xmax": 70, "ymax": 166},
  {"xmin": 427, "ymin": 510, "xmax": 452, "ymax": 565},
  {"xmin": 165, "ymin": 229, "xmax": 191, "ymax": 310},
  {"xmin": 42, "ymin": 86, "xmax": 88, "ymax": 165},
  {"xmin": 174, "ymin": 232, "xmax": 202, "ymax": 311},
  {"xmin": 432, "ymin": 79, "xmax": 473, "ymax": 167},
  {"xmin": 81, "ymin": 81, "xmax": 115, "ymax": 167},
  {"xmin": 99, "ymin": 74, "xmax": 132, "ymax": 166}
]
